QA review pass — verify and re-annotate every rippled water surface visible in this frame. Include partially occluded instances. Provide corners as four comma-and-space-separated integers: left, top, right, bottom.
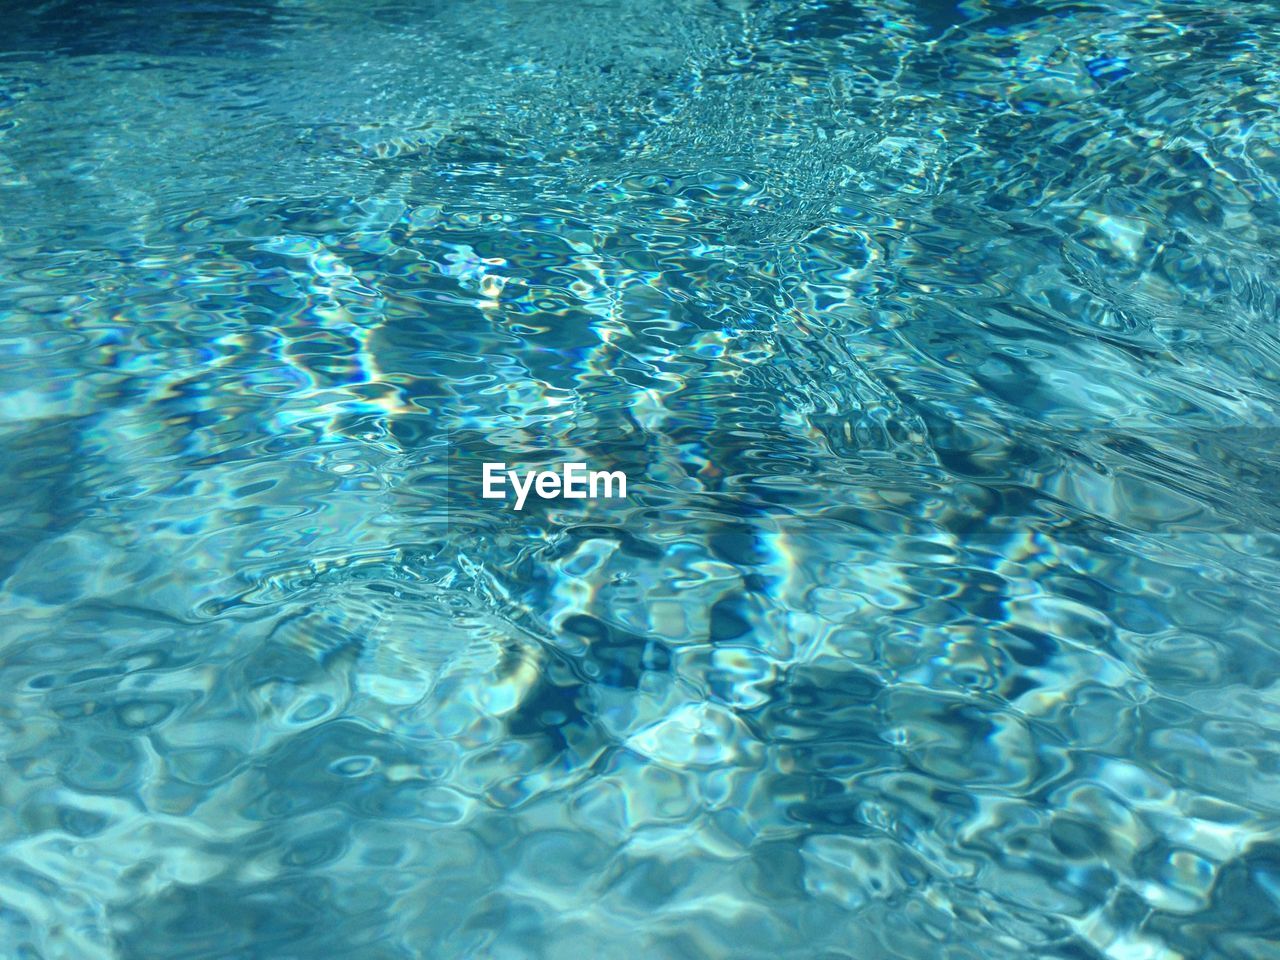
4, 1, 1280, 957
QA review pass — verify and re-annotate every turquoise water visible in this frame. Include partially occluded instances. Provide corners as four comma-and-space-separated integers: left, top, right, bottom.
3, 0, 1280, 957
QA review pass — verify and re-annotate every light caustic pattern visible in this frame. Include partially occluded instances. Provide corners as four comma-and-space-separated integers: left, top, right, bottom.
1, 1, 1280, 958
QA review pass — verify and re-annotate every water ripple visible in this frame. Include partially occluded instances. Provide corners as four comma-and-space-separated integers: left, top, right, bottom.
3, 1, 1280, 958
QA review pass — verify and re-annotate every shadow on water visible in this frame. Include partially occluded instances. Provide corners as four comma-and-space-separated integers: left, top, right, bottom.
0, 0, 287, 57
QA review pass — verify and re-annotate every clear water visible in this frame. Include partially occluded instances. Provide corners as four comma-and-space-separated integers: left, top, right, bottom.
3, 1, 1280, 957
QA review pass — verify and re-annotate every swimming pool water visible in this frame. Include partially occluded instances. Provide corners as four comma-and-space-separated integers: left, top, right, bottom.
2, 1, 1280, 957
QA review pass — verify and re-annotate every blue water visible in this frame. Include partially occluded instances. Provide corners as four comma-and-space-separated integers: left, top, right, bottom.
3, 1, 1280, 957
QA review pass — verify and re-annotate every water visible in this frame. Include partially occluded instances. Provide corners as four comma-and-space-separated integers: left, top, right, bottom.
3, 1, 1280, 957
